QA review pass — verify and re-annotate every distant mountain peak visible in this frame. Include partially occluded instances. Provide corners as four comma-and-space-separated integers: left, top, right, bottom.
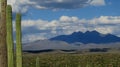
71, 31, 83, 35
84, 30, 100, 34
50, 30, 120, 44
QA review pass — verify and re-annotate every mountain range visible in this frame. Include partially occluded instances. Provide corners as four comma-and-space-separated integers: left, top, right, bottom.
50, 31, 120, 44
23, 31, 120, 52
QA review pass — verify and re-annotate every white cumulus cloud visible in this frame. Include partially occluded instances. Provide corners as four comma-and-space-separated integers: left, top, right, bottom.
8, 0, 106, 13
90, 0, 106, 6
18, 15, 120, 42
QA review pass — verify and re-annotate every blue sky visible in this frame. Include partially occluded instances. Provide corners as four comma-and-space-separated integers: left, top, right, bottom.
23, 0, 120, 21
8, 0, 120, 43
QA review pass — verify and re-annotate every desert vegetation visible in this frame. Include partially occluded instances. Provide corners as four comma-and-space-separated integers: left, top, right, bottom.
23, 53, 120, 67
0, 0, 22, 67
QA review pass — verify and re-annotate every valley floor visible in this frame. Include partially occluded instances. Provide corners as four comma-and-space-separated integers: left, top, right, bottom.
23, 52, 120, 67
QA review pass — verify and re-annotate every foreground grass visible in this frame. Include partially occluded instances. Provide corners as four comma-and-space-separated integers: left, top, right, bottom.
23, 53, 120, 67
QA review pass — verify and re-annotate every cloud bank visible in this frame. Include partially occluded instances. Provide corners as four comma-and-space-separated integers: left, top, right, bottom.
8, 0, 106, 13
14, 16, 120, 43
